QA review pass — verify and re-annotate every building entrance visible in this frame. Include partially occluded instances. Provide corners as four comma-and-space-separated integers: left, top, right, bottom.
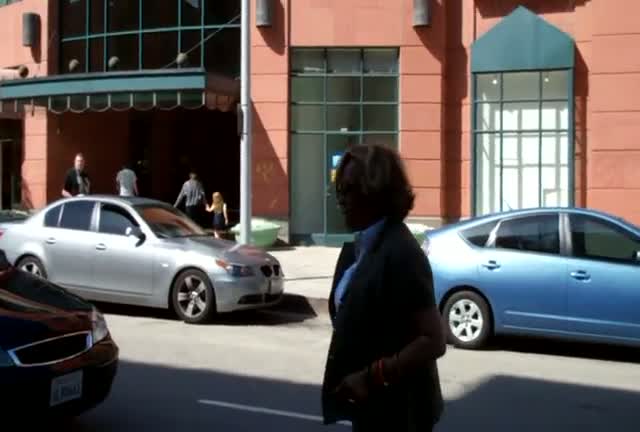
0, 120, 22, 210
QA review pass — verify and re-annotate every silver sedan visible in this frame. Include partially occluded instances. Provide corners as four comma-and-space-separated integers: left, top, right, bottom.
0, 196, 284, 324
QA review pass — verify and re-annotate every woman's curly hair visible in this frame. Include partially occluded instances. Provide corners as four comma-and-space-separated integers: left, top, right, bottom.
336, 143, 415, 222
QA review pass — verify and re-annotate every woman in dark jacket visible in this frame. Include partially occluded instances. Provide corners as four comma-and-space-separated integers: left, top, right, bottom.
322, 144, 447, 432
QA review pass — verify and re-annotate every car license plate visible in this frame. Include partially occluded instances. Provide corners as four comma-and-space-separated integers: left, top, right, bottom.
50, 371, 83, 407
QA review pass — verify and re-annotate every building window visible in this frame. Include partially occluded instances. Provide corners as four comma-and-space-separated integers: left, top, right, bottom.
59, 0, 240, 74
474, 70, 571, 215
289, 48, 399, 239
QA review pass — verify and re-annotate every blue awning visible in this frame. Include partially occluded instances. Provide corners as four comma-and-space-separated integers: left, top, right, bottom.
0, 68, 239, 114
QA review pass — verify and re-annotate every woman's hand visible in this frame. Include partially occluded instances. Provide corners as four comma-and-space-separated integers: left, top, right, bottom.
334, 369, 369, 404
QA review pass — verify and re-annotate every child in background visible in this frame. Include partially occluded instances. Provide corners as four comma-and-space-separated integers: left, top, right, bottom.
206, 192, 229, 239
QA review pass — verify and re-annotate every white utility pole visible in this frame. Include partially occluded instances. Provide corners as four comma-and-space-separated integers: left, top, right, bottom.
239, 0, 252, 245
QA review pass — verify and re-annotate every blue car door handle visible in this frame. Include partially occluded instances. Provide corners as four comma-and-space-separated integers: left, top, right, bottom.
570, 270, 591, 281
482, 260, 501, 270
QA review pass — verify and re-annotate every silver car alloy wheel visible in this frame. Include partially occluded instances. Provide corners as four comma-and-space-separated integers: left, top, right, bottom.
21, 262, 43, 278
448, 299, 484, 343
176, 275, 208, 319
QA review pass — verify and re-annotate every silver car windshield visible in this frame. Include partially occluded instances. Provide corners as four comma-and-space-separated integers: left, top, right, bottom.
134, 205, 208, 238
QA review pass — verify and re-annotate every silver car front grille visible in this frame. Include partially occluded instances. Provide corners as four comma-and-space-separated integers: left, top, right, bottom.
8, 331, 92, 367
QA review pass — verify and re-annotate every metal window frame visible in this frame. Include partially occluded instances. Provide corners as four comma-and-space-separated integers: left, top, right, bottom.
289, 47, 400, 241
59, 0, 241, 74
471, 69, 575, 216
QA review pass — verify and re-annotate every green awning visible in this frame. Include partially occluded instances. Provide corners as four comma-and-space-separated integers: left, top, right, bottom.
0, 68, 239, 114
471, 6, 575, 73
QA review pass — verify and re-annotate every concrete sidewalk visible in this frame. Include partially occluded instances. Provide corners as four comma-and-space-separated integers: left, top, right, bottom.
269, 247, 340, 302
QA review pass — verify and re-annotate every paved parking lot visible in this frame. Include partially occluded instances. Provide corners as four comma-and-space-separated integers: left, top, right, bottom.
55, 302, 640, 431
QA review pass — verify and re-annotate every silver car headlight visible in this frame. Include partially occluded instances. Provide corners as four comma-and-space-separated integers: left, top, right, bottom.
215, 259, 254, 277
0, 348, 14, 367
91, 307, 110, 344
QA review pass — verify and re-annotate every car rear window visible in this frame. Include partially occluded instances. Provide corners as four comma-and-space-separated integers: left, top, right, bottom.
460, 221, 497, 247
60, 201, 94, 231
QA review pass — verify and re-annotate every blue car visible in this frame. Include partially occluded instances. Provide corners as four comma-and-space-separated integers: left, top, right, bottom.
423, 208, 640, 350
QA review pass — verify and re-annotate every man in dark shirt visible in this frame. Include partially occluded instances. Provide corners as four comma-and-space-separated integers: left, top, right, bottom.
62, 153, 91, 197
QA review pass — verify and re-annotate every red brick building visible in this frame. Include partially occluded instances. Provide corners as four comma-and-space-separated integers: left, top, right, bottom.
1, 0, 639, 244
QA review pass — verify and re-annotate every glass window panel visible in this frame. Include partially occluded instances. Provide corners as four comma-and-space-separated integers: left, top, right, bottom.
181, 90, 204, 108
363, 49, 398, 74
541, 132, 569, 165
290, 134, 324, 234
107, 0, 139, 32
111, 93, 132, 110
542, 70, 569, 99
327, 77, 360, 102
291, 49, 324, 74
204, 28, 240, 75
494, 214, 560, 254
327, 49, 360, 74
541, 101, 569, 130
89, 94, 109, 110
291, 105, 324, 131
69, 95, 88, 112
503, 72, 540, 100
475, 103, 501, 131
502, 132, 540, 210
180, 31, 202, 67
363, 134, 397, 149
502, 102, 539, 130
133, 92, 154, 110
475, 133, 502, 215
143, 32, 178, 69
363, 105, 397, 131
363, 77, 397, 102
61, 40, 86, 73
89, 37, 105, 72
107, 35, 139, 70
560, 167, 569, 206
51, 97, 69, 113
541, 166, 560, 207
143, 0, 178, 28
62, 0, 87, 38
60, 201, 95, 231
204, 0, 240, 25
156, 91, 179, 109
327, 105, 361, 131
291, 77, 323, 103
475, 74, 500, 101
570, 215, 640, 263
182, 0, 202, 26
90, 0, 105, 34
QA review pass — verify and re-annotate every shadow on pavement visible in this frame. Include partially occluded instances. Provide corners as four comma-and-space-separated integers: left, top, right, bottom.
489, 335, 640, 365
94, 293, 322, 326
48, 360, 639, 431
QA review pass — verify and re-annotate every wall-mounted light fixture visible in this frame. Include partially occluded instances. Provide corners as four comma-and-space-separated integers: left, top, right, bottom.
108, 56, 120, 70
176, 52, 189, 67
256, 0, 273, 27
22, 12, 40, 47
68, 59, 80, 73
413, 0, 431, 27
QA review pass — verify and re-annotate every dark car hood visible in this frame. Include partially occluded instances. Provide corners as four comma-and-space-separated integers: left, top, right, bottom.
0, 268, 93, 350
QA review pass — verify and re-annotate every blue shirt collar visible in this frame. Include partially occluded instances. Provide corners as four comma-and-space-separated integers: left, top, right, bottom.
355, 218, 386, 259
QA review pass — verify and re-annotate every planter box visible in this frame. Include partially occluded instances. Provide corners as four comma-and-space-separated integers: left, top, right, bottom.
230, 218, 282, 248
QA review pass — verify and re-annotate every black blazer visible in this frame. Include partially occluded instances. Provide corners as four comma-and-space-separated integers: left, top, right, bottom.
322, 220, 443, 430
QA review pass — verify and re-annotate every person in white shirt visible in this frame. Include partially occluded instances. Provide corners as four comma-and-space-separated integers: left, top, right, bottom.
115, 163, 138, 197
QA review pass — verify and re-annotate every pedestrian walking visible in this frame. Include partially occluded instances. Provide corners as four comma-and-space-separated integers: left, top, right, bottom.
174, 170, 206, 222
322, 144, 446, 432
116, 163, 138, 197
62, 153, 91, 197
206, 192, 229, 238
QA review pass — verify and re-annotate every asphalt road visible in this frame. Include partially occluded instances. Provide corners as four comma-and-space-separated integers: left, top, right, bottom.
51, 302, 640, 431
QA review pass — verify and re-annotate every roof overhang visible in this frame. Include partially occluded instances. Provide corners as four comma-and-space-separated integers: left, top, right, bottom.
0, 68, 239, 114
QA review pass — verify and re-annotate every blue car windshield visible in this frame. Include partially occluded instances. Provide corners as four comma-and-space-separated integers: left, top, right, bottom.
134, 205, 207, 238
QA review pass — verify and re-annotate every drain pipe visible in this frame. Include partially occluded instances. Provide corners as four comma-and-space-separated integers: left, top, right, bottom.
0, 66, 29, 82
